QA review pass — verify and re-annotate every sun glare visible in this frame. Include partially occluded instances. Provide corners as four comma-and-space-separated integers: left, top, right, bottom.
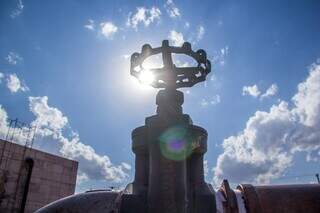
137, 55, 163, 87
139, 70, 154, 85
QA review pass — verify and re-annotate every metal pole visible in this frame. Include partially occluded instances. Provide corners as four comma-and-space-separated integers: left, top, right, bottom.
29, 125, 37, 149
10, 119, 18, 142
5, 119, 14, 141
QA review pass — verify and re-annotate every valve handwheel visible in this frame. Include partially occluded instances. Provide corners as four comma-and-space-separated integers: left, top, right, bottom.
130, 40, 211, 89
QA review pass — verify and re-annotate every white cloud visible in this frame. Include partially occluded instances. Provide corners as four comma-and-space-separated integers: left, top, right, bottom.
77, 173, 89, 184
6, 73, 29, 93
59, 134, 128, 182
210, 74, 216, 81
292, 65, 320, 128
214, 62, 320, 185
126, 7, 161, 30
121, 162, 132, 170
211, 46, 229, 66
0, 106, 9, 139
100, 22, 118, 39
10, 0, 24, 18
0, 73, 4, 83
164, 0, 181, 18
243, 83, 278, 99
84, 20, 117, 40
5, 52, 23, 65
201, 95, 221, 107
185, 22, 190, 28
174, 60, 190, 67
242, 84, 261, 97
220, 46, 229, 57
196, 25, 205, 41
168, 30, 184, 46
261, 84, 278, 99
0, 97, 129, 184
201, 99, 209, 107
122, 54, 130, 60
0, 107, 31, 145
27, 96, 129, 183
29, 96, 68, 134
84, 19, 95, 30
211, 95, 221, 105
204, 160, 209, 178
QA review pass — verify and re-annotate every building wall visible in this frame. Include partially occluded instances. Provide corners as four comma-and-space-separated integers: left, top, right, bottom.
0, 139, 78, 213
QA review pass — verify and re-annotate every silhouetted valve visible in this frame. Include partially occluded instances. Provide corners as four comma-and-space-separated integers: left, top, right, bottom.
130, 40, 211, 88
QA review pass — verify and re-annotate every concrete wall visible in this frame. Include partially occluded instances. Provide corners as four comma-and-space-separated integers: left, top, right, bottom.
0, 139, 78, 213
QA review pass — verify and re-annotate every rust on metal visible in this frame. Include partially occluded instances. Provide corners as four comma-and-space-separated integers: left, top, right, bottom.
237, 184, 262, 213
220, 179, 239, 213
237, 184, 320, 213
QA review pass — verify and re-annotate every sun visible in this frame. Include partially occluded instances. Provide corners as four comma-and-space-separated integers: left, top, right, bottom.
131, 55, 162, 89
139, 70, 155, 85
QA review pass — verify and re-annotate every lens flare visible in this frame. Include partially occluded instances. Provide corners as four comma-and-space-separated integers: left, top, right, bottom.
139, 70, 154, 85
159, 126, 193, 161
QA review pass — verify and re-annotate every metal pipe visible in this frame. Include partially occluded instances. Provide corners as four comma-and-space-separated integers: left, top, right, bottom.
237, 183, 320, 213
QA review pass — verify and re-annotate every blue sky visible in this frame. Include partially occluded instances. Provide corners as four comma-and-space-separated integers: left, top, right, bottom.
1, 0, 320, 192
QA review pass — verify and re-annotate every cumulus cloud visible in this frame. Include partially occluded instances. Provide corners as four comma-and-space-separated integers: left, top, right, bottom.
0, 106, 9, 139
26, 96, 130, 183
84, 19, 117, 40
77, 173, 89, 184
10, 0, 24, 18
100, 22, 118, 39
59, 134, 128, 182
243, 83, 278, 99
292, 66, 320, 128
0, 97, 131, 185
242, 84, 261, 97
164, 0, 181, 18
84, 19, 95, 30
29, 96, 68, 135
5, 52, 23, 65
214, 62, 320, 185
6, 74, 29, 93
261, 84, 278, 99
0, 107, 32, 145
168, 30, 184, 46
126, 7, 161, 30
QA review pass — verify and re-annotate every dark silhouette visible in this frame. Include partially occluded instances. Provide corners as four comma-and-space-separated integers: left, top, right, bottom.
130, 40, 211, 88
36, 40, 320, 213
125, 40, 215, 213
